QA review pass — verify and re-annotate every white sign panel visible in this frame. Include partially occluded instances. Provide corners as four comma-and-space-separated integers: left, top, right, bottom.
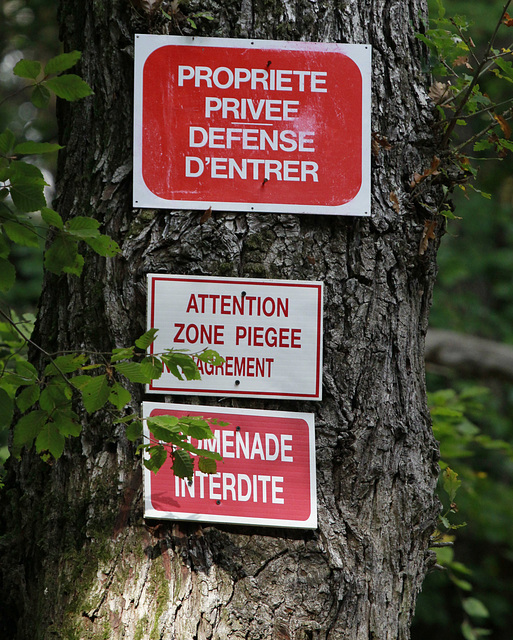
147, 274, 323, 400
143, 402, 317, 529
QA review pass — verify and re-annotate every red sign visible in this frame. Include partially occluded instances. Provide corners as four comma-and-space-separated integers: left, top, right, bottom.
134, 35, 371, 215
143, 402, 317, 528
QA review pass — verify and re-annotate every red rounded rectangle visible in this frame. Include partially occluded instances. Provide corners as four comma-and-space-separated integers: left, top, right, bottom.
143, 403, 317, 528
134, 36, 371, 215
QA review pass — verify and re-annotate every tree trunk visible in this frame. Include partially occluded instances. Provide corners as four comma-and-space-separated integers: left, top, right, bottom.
0, 1, 441, 638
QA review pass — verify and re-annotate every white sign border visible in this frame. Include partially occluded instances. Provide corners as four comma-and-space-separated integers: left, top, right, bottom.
147, 273, 324, 400
143, 401, 317, 529
134, 34, 371, 216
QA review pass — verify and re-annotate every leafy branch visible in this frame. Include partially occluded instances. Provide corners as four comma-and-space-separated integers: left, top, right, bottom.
0, 51, 225, 483
411, 0, 513, 222
427, 386, 513, 640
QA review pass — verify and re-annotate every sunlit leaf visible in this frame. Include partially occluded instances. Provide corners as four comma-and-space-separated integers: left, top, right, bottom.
14, 141, 63, 155
144, 443, 167, 473
126, 420, 143, 442
84, 234, 120, 257
135, 328, 158, 350
41, 207, 64, 230
44, 51, 82, 75
45, 74, 93, 101
13, 59, 41, 80
198, 456, 217, 474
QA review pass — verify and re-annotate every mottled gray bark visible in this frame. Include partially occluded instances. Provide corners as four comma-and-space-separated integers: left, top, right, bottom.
0, 1, 441, 638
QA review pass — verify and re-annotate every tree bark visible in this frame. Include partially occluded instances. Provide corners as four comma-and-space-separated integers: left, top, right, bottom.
0, 1, 441, 639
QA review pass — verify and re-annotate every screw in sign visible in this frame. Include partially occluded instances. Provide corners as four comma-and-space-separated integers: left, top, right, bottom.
134, 35, 371, 215
143, 402, 317, 529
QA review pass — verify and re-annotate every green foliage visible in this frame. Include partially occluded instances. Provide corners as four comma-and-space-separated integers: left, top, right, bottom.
415, 380, 513, 640
412, 0, 513, 218
160, 1, 214, 31
2, 323, 225, 475
0, 51, 226, 483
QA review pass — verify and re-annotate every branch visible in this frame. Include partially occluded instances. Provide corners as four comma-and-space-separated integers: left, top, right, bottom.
426, 329, 513, 383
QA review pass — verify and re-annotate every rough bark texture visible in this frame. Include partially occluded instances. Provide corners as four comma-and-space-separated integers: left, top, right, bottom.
0, 1, 441, 639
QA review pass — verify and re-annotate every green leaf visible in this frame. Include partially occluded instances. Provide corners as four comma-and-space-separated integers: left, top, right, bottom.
0, 258, 16, 292
41, 207, 64, 230
31, 84, 51, 109
13, 59, 41, 80
115, 361, 152, 384
135, 328, 159, 350
35, 421, 65, 458
140, 358, 163, 381
182, 418, 214, 441
0, 388, 14, 428
461, 621, 477, 640
14, 142, 63, 155
126, 420, 143, 442
45, 234, 83, 276
108, 382, 131, 411
147, 415, 179, 429
450, 575, 472, 591
163, 352, 200, 381
9, 160, 45, 183
473, 140, 492, 152
195, 448, 222, 461
84, 234, 120, 257
198, 456, 218, 474
0, 129, 16, 155
44, 353, 86, 376
110, 347, 135, 363
44, 51, 82, 75
172, 449, 194, 479
39, 383, 70, 412
0, 234, 10, 258
16, 384, 40, 413
13, 410, 49, 451
52, 409, 81, 437
147, 416, 180, 442
3, 220, 40, 248
443, 467, 461, 502
462, 598, 490, 620
65, 216, 100, 238
197, 349, 225, 366
144, 444, 167, 473
16, 360, 38, 381
9, 181, 46, 213
45, 75, 93, 101
494, 57, 513, 82
77, 374, 110, 413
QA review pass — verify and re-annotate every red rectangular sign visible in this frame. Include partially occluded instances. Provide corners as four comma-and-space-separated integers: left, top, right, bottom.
134, 35, 371, 215
143, 402, 317, 528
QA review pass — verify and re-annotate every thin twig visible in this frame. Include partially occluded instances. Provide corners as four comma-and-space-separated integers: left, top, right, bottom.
441, 0, 513, 147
